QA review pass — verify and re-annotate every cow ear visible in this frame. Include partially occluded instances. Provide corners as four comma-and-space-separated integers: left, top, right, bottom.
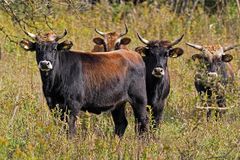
135, 46, 148, 56
120, 37, 131, 45
192, 54, 203, 61
93, 37, 104, 45
222, 54, 233, 62
57, 40, 73, 50
169, 47, 184, 58
19, 39, 35, 51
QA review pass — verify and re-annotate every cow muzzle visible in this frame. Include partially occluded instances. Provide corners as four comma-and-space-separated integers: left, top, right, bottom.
152, 67, 165, 78
208, 72, 218, 77
38, 60, 53, 71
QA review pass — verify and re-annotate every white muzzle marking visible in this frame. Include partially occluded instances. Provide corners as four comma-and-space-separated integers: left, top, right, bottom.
208, 72, 218, 77
38, 60, 53, 72
152, 67, 165, 78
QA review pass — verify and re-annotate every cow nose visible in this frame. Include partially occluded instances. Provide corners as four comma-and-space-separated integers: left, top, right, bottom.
152, 67, 165, 78
154, 67, 164, 74
208, 72, 218, 77
39, 60, 53, 71
40, 61, 48, 67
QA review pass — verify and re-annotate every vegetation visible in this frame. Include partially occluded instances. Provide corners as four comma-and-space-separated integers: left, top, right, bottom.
0, 1, 239, 159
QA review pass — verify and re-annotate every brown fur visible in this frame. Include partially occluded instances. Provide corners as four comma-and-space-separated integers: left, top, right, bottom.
37, 32, 58, 42
70, 49, 143, 91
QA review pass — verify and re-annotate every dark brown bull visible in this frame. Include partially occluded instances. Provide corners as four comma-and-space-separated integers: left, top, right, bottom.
186, 43, 239, 119
92, 24, 131, 52
20, 30, 149, 138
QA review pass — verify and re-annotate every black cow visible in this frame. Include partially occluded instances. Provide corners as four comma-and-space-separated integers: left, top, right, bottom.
135, 33, 184, 127
186, 43, 239, 119
20, 30, 148, 137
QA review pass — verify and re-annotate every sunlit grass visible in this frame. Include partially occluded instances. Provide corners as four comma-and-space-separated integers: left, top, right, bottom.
0, 3, 239, 159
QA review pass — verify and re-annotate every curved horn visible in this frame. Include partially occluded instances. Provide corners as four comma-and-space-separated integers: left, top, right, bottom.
55, 29, 67, 41
186, 42, 203, 51
137, 32, 149, 45
95, 28, 105, 37
24, 31, 37, 40
223, 44, 240, 52
169, 34, 184, 47
120, 23, 128, 37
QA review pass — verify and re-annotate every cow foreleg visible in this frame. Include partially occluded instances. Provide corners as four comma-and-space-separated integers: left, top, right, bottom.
46, 96, 54, 107
216, 95, 226, 119
68, 112, 77, 139
131, 99, 149, 135
111, 103, 128, 137
206, 91, 213, 121
151, 100, 165, 128
67, 100, 81, 139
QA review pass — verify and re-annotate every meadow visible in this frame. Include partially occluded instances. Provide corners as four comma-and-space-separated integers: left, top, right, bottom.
0, 1, 240, 159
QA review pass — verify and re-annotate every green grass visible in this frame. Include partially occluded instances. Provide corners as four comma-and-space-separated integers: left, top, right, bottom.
0, 2, 239, 159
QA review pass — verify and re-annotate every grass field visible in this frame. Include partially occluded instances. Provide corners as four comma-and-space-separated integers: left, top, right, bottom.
0, 2, 240, 159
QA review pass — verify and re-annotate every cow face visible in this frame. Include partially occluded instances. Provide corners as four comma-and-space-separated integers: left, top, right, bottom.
20, 30, 73, 72
186, 43, 238, 78
93, 24, 131, 51
136, 33, 184, 78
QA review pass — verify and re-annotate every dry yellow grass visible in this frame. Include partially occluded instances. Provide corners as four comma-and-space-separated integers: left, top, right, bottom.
0, 2, 239, 159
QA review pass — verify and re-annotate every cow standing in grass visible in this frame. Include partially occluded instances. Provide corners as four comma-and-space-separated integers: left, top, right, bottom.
20, 30, 148, 137
92, 24, 131, 52
135, 33, 184, 127
91, 24, 133, 132
186, 43, 239, 119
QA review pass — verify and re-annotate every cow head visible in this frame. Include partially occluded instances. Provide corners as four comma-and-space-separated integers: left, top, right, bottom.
186, 43, 239, 78
136, 33, 184, 78
92, 23, 131, 51
20, 29, 73, 72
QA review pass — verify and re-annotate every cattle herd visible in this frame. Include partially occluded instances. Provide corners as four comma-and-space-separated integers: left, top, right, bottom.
19, 24, 239, 138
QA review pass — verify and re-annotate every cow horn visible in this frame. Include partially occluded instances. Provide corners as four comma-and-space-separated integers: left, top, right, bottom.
223, 44, 240, 52
120, 23, 128, 37
24, 31, 38, 40
186, 42, 203, 51
55, 29, 67, 41
137, 32, 149, 45
169, 34, 184, 47
95, 28, 105, 37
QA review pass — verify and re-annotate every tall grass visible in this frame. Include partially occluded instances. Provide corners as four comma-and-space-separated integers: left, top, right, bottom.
0, 2, 239, 159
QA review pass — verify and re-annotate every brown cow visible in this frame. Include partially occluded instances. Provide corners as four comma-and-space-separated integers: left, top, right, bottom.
92, 24, 131, 52
186, 43, 239, 119
20, 30, 149, 138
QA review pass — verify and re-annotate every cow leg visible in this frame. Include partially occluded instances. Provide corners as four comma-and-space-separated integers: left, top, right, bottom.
111, 103, 128, 137
46, 97, 65, 121
151, 99, 165, 128
46, 96, 54, 108
216, 95, 226, 119
128, 78, 148, 134
206, 91, 213, 121
130, 97, 148, 134
206, 101, 212, 121
67, 100, 81, 138
68, 112, 77, 138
